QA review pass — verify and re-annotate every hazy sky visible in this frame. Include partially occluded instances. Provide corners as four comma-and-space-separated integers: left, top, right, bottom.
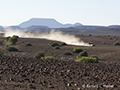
0, 0, 120, 26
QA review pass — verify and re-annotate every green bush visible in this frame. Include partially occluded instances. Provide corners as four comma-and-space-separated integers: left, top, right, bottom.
34, 51, 44, 58
79, 51, 88, 57
6, 47, 18, 51
49, 41, 54, 45
54, 46, 60, 49
60, 42, 67, 46
90, 55, 99, 60
113, 41, 120, 46
12, 35, 19, 38
63, 51, 72, 55
9, 35, 19, 45
50, 42, 59, 47
41, 56, 55, 60
0, 50, 4, 56
25, 43, 32, 46
76, 57, 99, 63
73, 48, 83, 53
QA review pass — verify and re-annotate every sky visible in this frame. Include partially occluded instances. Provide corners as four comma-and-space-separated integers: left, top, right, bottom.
0, 0, 120, 26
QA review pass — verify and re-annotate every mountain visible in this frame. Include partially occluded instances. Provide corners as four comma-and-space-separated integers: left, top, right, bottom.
19, 18, 83, 28
0, 26, 4, 31
108, 25, 120, 29
63, 23, 83, 28
25, 25, 50, 32
19, 18, 63, 28
5, 26, 23, 30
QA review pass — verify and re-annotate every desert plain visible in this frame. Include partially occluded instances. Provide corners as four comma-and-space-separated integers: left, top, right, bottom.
0, 33, 120, 90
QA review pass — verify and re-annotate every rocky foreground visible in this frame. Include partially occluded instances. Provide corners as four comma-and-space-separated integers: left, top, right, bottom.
0, 56, 120, 90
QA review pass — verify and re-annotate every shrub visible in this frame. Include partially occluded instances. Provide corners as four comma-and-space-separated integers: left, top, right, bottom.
102, 41, 106, 44
6, 47, 18, 51
12, 35, 19, 38
0, 50, 4, 56
73, 48, 83, 53
34, 51, 44, 58
50, 42, 59, 47
9, 35, 19, 45
90, 55, 99, 60
49, 41, 54, 45
89, 42, 93, 44
79, 51, 88, 57
109, 37, 112, 40
0, 40, 3, 45
25, 43, 32, 46
108, 35, 110, 37
113, 41, 120, 46
63, 51, 72, 55
54, 46, 60, 49
60, 42, 67, 46
41, 56, 55, 60
76, 57, 99, 63
88, 34, 92, 36
6, 36, 11, 41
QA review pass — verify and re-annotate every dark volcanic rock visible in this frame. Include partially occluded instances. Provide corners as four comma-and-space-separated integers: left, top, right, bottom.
0, 56, 119, 89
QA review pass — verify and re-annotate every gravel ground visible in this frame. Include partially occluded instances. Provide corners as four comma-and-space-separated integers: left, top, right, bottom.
0, 34, 120, 90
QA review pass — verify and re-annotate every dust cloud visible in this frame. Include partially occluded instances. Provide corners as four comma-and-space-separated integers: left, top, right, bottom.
4, 29, 91, 46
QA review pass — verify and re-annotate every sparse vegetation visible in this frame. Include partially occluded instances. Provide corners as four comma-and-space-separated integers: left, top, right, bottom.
76, 57, 99, 63
25, 43, 32, 46
34, 51, 44, 58
6, 47, 18, 51
88, 34, 92, 36
90, 55, 99, 60
109, 37, 112, 40
0, 50, 4, 56
60, 42, 67, 46
12, 35, 19, 38
89, 42, 93, 44
63, 51, 72, 55
102, 41, 106, 44
49, 41, 54, 45
50, 42, 59, 47
9, 35, 19, 45
113, 41, 120, 46
73, 47, 83, 53
54, 46, 60, 49
41, 56, 55, 60
79, 51, 88, 57
0, 39, 4, 45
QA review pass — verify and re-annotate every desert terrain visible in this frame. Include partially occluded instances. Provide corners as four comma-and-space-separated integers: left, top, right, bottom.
0, 33, 120, 90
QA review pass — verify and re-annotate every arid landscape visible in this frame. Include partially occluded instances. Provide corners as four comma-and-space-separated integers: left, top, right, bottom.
0, 32, 120, 90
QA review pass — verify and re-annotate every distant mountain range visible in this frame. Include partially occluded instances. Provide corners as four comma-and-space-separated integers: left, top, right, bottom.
0, 18, 120, 36
19, 18, 83, 28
